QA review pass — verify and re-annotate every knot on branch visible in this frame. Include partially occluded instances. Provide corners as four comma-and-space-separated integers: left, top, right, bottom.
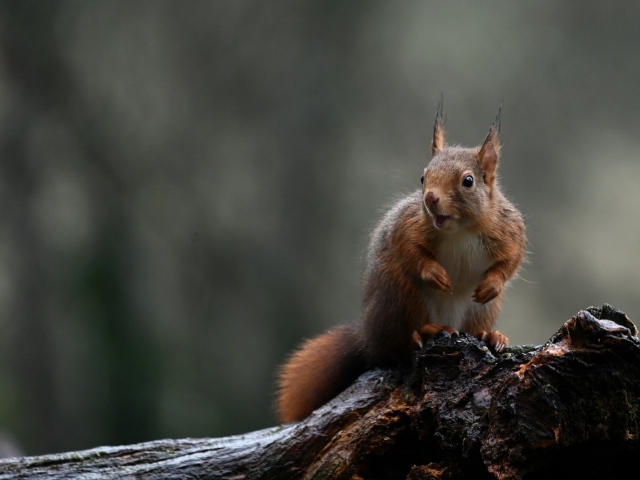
550, 303, 639, 352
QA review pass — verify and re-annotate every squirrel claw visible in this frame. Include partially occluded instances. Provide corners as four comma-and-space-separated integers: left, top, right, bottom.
440, 325, 458, 337
412, 330, 424, 349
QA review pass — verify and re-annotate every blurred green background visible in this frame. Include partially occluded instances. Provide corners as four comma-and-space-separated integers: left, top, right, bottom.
1, 1, 639, 456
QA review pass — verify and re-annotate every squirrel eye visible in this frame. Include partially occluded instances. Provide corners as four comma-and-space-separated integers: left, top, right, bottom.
420, 174, 424, 185
462, 175, 474, 188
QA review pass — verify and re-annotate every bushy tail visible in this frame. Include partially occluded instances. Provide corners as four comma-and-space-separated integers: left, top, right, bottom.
276, 324, 366, 423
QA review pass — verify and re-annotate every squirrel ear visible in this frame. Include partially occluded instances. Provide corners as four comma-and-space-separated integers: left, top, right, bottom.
478, 109, 501, 188
431, 98, 446, 157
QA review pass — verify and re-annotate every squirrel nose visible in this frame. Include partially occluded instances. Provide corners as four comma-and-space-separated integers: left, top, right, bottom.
425, 191, 439, 209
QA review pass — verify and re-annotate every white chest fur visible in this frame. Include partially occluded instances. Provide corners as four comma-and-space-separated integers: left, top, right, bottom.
427, 232, 491, 331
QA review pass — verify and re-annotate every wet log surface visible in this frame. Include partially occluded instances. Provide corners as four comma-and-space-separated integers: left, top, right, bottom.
1, 305, 639, 480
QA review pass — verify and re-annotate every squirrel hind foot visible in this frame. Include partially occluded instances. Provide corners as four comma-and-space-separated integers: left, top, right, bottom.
477, 330, 508, 352
413, 324, 459, 349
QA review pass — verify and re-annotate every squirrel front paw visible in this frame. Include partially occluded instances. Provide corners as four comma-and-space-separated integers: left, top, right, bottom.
420, 261, 453, 293
473, 274, 504, 304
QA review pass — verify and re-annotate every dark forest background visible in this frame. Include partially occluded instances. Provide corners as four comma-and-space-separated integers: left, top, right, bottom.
0, 1, 639, 456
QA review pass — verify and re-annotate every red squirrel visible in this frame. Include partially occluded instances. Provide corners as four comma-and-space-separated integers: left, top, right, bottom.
276, 106, 526, 423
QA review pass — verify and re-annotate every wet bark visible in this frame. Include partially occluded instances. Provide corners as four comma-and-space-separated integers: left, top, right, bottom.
1, 305, 639, 480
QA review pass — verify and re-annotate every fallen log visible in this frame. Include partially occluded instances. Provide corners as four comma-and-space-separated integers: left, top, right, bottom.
1, 305, 639, 480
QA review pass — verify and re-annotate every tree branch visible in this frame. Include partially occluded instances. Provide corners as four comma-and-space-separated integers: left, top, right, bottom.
1, 305, 639, 480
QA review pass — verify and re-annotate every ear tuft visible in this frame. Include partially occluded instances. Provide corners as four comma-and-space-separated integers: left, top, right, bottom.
478, 115, 501, 189
431, 96, 446, 157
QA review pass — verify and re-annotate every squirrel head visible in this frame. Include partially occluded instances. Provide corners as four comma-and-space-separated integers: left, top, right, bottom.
421, 109, 501, 232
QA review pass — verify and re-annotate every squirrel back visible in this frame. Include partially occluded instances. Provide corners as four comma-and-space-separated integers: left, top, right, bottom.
276, 107, 526, 422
